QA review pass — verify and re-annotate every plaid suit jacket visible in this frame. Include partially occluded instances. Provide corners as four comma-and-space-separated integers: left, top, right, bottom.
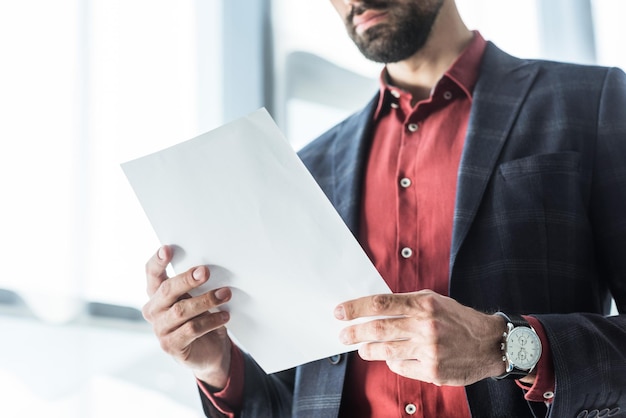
201, 42, 626, 418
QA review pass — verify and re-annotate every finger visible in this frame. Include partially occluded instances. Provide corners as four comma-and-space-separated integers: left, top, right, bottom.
339, 317, 413, 345
143, 265, 213, 323
156, 265, 211, 308
335, 291, 435, 321
358, 340, 418, 362
163, 287, 232, 332
159, 311, 230, 355
145, 283, 230, 332
145, 246, 173, 296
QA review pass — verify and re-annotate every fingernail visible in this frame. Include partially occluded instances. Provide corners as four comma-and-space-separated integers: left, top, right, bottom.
339, 330, 349, 344
192, 268, 203, 280
220, 311, 230, 322
215, 287, 230, 301
158, 247, 166, 260
334, 306, 345, 320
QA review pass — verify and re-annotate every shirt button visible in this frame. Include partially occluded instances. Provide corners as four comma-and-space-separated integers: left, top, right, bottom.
390, 102, 399, 109
399, 177, 412, 188
407, 123, 419, 132
443, 91, 453, 100
401, 247, 413, 258
405, 403, 417, 415
390, 90, 401, 98
328, 354, 342, 365
543, 391, 554, 400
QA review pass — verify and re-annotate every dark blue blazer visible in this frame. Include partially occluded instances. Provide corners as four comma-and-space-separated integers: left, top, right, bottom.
202, 42, 626, 418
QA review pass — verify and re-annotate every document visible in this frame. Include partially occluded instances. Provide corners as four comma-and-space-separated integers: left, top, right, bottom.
121, 108, 391, 374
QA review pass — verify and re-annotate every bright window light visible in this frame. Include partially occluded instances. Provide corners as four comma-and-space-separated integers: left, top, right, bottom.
0, 0, 223, 318
592, 0, 626, 69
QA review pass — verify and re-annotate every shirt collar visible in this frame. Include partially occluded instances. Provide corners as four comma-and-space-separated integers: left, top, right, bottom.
373, 31, 487, 120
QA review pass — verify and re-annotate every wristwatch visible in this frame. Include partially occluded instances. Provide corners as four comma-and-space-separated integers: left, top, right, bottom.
494, 312, 542, 380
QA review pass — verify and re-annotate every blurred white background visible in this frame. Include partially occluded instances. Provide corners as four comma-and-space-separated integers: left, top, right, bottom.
0, 0, 623, 416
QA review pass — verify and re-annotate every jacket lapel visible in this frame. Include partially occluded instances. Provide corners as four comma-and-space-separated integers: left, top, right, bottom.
450, 43, 540, 271
329, 96, 379, 235
322, 44, 540, 280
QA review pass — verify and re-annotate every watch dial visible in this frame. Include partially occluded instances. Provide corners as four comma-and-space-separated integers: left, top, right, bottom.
506, 327, 541, 370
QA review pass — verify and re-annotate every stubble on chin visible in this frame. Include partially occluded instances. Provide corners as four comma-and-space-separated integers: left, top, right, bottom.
343, 0, 443, 64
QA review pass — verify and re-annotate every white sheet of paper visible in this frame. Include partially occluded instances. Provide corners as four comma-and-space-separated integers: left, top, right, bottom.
121, 108, 391, 374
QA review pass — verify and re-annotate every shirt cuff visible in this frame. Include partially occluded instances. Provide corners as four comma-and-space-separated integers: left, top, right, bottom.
517, 316, 555, 404
197, 342, 245, 417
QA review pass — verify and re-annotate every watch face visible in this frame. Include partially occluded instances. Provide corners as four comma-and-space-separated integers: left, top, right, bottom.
506, 327, 542, 370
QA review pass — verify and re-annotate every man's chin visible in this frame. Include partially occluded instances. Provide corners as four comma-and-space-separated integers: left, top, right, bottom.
356, 42, 415, 64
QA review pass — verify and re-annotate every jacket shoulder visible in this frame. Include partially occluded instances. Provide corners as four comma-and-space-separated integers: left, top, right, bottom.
482, 41, 619, 84
297, 94, 378, 175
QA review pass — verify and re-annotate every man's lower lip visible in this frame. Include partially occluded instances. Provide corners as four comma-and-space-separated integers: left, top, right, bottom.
354, 11, 388, 34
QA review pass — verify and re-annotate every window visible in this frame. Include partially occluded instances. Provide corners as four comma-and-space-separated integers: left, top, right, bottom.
0, 0, 222, 321
0, 1, 221, 416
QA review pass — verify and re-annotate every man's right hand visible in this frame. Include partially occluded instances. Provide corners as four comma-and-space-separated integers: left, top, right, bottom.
142, 245, 233, 390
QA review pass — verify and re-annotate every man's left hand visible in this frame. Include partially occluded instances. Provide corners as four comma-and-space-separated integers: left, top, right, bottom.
334, 290, 505, 386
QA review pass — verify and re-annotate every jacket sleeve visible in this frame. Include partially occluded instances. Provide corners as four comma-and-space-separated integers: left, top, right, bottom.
538, 66, 626, 418
199, 350, 295, 418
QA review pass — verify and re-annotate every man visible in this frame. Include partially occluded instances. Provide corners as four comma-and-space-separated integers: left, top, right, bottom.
142, 0, 626, 416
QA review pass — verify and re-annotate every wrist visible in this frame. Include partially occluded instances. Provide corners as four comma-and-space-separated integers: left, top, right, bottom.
482, 313, 508, 379
194, 338, 233, 391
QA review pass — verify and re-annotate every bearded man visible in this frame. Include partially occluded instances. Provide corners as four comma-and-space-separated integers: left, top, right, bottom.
142, 1, 626, 416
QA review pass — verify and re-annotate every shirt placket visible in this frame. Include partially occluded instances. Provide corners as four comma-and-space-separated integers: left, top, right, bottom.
393, 89, 433, 417
396, 91, 421, 295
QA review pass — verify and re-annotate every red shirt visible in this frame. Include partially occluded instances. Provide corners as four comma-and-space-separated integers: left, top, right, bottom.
338, 32, 553, 417
337, 32, 483, 418
201, 31, 555, 417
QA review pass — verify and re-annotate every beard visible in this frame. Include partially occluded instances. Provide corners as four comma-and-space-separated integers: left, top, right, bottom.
346, 0, 444, 63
